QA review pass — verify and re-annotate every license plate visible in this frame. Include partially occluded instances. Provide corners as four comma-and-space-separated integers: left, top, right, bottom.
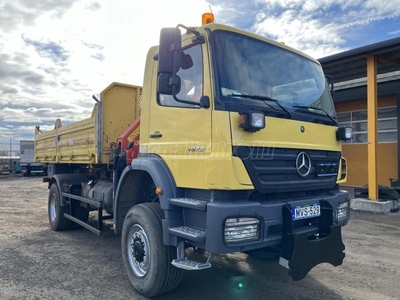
292, 204, 320, 220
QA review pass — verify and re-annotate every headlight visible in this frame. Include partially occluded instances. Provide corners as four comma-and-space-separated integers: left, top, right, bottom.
336, 201, 349, 222
336, 127, 353, 141
239, 111, 265, 132
224, 217, 260, 244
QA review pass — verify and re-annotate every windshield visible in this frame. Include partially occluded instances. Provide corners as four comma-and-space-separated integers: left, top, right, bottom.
212, 30, 337, 124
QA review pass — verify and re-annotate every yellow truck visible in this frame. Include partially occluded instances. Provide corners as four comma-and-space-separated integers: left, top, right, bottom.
36, 14, 352, 297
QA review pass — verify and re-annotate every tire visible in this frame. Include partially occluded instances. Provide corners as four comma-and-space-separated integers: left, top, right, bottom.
121, 203, 182, 297
360, 184, 400, 200
48, 184, 71, 231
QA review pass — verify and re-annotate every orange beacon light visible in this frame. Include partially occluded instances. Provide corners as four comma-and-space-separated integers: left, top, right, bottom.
202, 13, 215, 25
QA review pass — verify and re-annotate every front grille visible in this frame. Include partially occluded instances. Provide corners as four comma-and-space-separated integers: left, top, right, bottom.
233, 147, 340, 193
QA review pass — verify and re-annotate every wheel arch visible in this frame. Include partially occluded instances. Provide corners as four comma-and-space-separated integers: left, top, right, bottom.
114, 155, 177, 234
48, 173, 89, 206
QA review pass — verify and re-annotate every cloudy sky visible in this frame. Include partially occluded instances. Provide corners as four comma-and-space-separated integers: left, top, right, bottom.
1, 0, 400, 152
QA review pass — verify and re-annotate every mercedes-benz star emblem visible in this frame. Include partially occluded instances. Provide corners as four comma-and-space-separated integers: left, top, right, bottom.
296, 152, 312, 177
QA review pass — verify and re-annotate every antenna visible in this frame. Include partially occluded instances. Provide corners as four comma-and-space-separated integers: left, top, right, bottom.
209, 4, 216, 22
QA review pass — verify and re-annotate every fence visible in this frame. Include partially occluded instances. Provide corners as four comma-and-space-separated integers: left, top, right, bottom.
0, 139, 21, 172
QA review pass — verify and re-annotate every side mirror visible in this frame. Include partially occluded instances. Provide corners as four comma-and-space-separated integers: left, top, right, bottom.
157, 28, 182, 95
325, 75, 335, 99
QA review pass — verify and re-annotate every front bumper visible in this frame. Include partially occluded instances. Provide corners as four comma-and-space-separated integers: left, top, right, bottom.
205, 190, 349, 254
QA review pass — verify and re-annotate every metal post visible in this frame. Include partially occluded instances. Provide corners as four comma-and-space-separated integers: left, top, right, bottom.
366, 55, 378, 200
397, 92, 400, 181
9, 136, 12, 170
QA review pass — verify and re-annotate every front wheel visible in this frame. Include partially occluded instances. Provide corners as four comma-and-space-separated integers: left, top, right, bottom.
121, 203, 182, 297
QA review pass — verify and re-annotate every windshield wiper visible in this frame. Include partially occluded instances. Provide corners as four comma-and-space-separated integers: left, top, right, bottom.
229, 93, 292, 118
292, 105, 336, 125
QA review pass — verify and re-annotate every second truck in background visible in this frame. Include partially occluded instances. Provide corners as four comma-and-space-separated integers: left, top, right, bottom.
20, 140, 46, 176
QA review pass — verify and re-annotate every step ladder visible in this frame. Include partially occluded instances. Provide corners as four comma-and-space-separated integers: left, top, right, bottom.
168, 198, 212, 270
168, 197, 208, 243
169, 197, 208, 211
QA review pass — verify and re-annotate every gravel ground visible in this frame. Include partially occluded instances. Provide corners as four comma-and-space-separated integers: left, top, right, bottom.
0, 175, 399, 300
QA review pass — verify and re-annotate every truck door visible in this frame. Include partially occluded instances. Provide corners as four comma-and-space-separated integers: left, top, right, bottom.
148, 41, 212, 189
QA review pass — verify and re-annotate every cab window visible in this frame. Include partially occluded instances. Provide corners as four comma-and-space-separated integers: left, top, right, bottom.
158, 43, 203, 107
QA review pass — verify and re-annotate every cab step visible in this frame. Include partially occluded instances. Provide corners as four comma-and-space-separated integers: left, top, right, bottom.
172, 241, 213, 271
170, 198, 208, 211
169, 226, 206, 243
171, 258, 212, 270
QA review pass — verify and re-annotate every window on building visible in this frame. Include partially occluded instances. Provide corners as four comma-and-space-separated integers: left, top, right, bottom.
337, 106, 397, 144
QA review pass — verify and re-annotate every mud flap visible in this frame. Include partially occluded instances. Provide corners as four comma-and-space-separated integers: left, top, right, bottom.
284, 225, 345, 281
280, 202, 345, 281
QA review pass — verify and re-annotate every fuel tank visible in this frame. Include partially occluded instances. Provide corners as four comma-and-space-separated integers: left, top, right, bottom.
82, 181, 114, 213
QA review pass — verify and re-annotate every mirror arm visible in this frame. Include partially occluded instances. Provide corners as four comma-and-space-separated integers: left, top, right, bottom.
169, 76, 180, 87
171, 87, 209, 109
325, 75, 335, 99
177, 24, 205, 44
172, 93, 201, 107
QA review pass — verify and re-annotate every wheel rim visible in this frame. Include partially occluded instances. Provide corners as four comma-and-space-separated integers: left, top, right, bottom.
49, 194, 57, 222
127, 224, 150, 277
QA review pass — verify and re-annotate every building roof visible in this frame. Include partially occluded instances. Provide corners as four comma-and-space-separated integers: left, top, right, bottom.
319, 37, 400, 83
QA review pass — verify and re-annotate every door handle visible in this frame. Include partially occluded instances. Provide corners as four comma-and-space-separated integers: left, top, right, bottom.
149, 132, 162, 138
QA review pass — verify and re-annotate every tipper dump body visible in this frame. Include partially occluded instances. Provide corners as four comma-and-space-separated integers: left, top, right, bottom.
35, 82, 142, 165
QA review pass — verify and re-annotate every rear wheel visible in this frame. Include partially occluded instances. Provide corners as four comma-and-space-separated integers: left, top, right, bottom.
48, 184, 71, 231
121, 203, 182, 297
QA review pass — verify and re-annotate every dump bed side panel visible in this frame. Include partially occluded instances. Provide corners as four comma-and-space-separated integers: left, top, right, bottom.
35, 116, 97, 164
35, 82, 142, 165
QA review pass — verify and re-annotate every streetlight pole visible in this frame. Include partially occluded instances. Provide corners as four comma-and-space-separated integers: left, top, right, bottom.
9, 136, 12, 171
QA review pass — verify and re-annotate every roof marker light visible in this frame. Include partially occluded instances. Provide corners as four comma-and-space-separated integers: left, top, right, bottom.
202, 13, 215, 25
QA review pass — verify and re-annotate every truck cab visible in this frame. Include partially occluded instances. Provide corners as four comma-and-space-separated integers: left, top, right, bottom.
120, 22, 350, 296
